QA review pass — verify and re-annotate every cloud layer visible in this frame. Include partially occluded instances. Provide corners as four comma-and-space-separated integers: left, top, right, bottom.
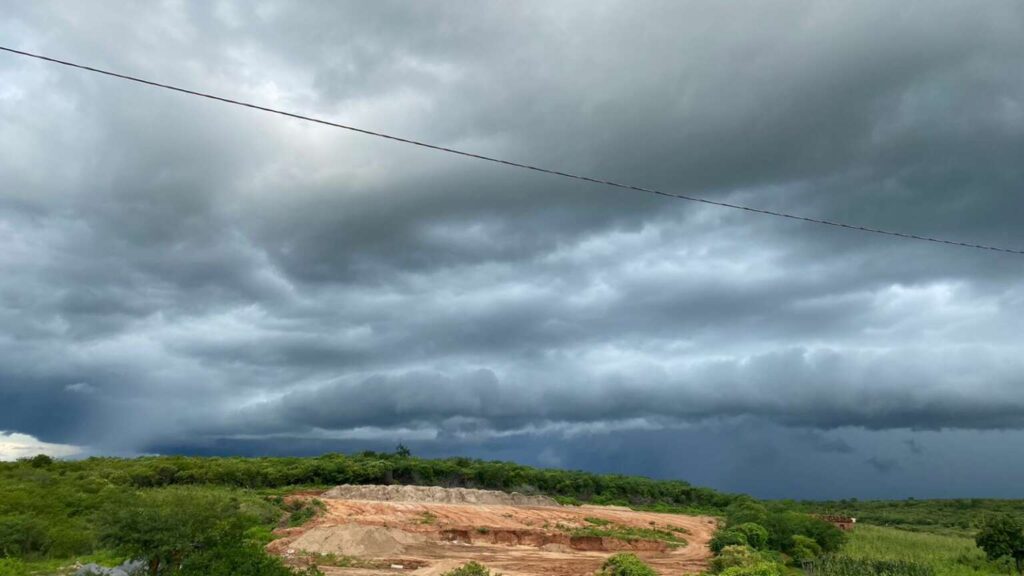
2, 1, 1024, 496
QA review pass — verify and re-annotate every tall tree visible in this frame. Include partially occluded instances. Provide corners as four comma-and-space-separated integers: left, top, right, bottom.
977, 515, 1024, 575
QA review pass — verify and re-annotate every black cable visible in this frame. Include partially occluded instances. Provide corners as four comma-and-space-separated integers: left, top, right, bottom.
2, 44, 1021, 255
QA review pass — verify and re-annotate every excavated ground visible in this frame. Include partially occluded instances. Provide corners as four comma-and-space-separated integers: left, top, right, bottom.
268, 487, 718, 576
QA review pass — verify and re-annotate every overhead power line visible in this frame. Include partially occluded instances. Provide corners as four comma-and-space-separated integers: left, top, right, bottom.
2, 45, 1021, 256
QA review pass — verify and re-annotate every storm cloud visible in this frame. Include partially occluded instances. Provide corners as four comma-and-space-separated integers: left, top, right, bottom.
2, 1, 1024, 497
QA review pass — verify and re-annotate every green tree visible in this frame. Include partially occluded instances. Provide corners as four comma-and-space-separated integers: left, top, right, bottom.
98, 487, 246, 575
27, 455, 53, 468
976, 515, 1024, 575
726, 500, 769, 526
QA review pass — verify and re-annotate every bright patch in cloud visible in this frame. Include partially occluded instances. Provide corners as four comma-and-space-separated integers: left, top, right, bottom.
0, 431, 82, 461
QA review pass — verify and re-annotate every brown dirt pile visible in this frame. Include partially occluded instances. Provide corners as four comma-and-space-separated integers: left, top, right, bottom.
321, 484, 559, 507
288, 524, 427, 556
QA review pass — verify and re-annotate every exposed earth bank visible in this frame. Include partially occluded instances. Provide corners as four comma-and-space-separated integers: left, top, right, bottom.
269, 486, 717, 576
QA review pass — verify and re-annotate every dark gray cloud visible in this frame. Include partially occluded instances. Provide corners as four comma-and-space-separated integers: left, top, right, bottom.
1, 1, 1024, 496
865, 456, 901, 474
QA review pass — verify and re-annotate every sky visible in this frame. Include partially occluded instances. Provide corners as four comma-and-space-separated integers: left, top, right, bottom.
1, 1, 1024, 500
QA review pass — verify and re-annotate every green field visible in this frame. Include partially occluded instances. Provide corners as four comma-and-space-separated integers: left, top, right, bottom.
798, 499, 1024, 537
837, 525, 1010, 576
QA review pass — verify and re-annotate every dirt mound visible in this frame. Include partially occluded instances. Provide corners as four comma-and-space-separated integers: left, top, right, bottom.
289, 524, 426, 557
321, 484, 559, 507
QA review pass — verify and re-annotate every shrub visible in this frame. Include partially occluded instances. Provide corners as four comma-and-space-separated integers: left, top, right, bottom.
442, 562, 495, 576
710, 545, 758, 573
710, 529, 748, 554
0, 558, 30, 576
763, 511, 844, 554
97, 487, 247, 575
733, 523, 768, 550
790, 534, 822, 563
179, 541, 322, 576
725, 500, 769, 526
596, 553, 657, 576
718, 561, 783, 576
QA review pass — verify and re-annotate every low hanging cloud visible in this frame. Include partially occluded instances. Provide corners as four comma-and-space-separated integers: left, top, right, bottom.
1, 1, 1024, 495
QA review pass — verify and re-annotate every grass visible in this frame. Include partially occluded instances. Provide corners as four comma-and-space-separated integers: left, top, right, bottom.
283, 498, 326, 528
301, 552, 379, 569
568, 524, 688, 548
839, 525, 1011, 576
0, 551, 126, 576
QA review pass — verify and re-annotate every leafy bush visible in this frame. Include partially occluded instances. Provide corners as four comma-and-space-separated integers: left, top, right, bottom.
718, 561, 783, 576
725, 500, 769, 526
441, 561, 495, 576
710, 545, 758, 573
285, 499, 325, 528
710, 529, 748, 553
790, 534, 822, 563
733, 523, 769, 550
763, 511, 844, 555
0, 558, 30, 576
596, 553, 657, 576
179, 541, 322, 576
97, 487, 247, 574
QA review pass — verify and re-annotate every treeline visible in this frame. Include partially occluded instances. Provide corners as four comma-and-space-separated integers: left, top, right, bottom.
0, 450, 737, 569
793, 498, 1024, 534
11, 451, 736, 509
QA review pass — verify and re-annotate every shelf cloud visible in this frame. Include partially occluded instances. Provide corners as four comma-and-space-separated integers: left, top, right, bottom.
1, 0, 1023, 497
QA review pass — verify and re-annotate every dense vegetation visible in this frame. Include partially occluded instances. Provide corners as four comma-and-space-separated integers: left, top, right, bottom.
5, 451, 1024, 575
0, 450, 739, 574
0, 456, 324, 575
798, 525, 1014, 576
702, 498, 845, 574
798, 499, 1024, 536
6, 451, 734, 509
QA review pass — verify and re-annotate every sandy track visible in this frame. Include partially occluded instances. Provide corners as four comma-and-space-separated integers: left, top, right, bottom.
270, 493, 718, 576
